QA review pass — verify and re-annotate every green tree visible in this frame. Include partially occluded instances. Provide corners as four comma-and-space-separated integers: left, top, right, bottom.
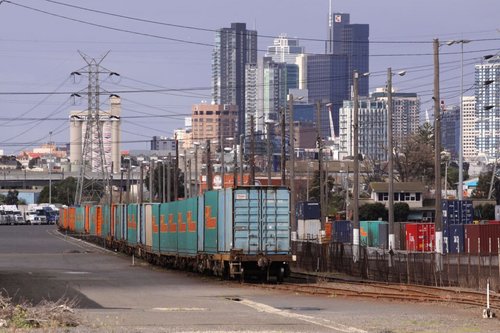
471, 170, 498, 199
359, 202, 388, 221
5, 190, 19, 205
394, 126, 435, 183
474, 203, 495, 220
38, 177, 78, 205
394, 202, 410, 222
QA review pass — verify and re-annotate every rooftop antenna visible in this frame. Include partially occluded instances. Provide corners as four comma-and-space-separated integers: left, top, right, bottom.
327, 0, 334, 54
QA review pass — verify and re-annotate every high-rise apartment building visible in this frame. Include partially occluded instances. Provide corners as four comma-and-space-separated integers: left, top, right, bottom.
69, 96, 121, 174
212, 23, 257, 137
462, 96, 477, 161
371, 89, 420, 150
475, 56, 500, 161
339, 90, 420, 161
262, 57, 288, 127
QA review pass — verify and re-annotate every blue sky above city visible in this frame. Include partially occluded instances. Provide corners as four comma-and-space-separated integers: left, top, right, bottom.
0, 0, 498, 154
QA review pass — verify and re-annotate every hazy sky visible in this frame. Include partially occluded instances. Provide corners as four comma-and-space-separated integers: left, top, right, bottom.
0, 0, 498, 154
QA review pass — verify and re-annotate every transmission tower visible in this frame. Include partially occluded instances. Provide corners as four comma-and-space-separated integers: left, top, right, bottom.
73, 51, 114, 205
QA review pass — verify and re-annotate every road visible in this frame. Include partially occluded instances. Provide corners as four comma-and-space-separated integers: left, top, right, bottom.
0, 225, 497, 332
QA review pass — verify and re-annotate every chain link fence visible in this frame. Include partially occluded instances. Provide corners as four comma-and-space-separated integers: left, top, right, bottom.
291, 241, 500, 291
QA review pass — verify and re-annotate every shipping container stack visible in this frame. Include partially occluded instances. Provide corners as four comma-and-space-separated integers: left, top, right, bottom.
295, 202, 321, 241
442, 199, 474, 253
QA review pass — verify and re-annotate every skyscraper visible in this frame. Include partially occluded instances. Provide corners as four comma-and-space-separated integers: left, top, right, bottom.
327, 11, 369, 96
266, 34, 305, 64
306, 53, 349, 138
475, 56, 500, 161
212, 23, 257, 136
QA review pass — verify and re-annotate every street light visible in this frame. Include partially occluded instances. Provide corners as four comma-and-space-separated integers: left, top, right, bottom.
446, 40, 470, 200
387, 68, 406, 254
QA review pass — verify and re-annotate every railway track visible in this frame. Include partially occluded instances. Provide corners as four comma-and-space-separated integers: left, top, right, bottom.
257, 272, 499, 310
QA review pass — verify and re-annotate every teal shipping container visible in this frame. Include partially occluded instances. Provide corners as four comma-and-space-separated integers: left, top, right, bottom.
159, 202, 178, 253
101, 205, 111, 238
203, 191, 219, 253
233, 187, 290, 255
218, 188, 234, 252
89, 206, 97, 235
177, 198, 198, 255
75, 206, 85, 233
360, 221, 389, 247
127, 204, 138, 245
143, 203, 159, 248
152, 203, 162, 252
112, 205, 122, 240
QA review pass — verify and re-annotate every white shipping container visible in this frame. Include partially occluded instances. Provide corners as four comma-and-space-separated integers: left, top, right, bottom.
297, 219, 321, 240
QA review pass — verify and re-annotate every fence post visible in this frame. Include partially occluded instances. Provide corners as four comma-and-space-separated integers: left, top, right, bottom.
467, 238, 471, 287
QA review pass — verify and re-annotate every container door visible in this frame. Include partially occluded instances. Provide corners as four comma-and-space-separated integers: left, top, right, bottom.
233, 187, 290, 255
127, 204, 138, 245
204, 191, 218, 253
145, 204, 153, 248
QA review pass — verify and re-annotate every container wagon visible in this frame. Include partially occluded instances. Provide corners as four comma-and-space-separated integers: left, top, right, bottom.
59, 186, 292, 282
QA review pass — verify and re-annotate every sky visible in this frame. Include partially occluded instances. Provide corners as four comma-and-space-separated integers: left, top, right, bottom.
0, 0, 499, 155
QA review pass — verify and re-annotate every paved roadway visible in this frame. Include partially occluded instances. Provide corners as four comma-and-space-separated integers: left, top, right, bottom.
0, 225, 497, 333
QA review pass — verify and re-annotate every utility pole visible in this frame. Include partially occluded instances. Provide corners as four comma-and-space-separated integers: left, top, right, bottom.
434, 38, 443, 270
250, 115, 256, 185
48, 131, 52, 205
73, 51, 113, 205
126, 162, 131, 204
149, 159, 154, 203
353, 71, 360, 262
233, 134, 238, 188
167, 153, 171, 202
174, 137, 179, 200
267, 121, 274, 186
139, 162, 144, 203
183, 149, 188, 197
387, 68, 395, 253
316, 101, 324, 228
280, 107, 286, 185
239, 134, 244, 186
194, 142, 199, 196
206, 139, 213, 191
289, 95, 296, 232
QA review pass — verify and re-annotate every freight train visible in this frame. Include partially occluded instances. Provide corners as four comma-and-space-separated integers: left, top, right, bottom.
59, 186, 293, 281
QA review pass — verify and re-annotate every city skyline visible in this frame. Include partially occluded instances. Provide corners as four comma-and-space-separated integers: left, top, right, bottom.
0, 0, 498, 154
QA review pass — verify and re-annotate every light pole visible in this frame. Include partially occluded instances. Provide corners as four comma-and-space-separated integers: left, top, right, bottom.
387, 68, 406, 253
446, 39, 470, 200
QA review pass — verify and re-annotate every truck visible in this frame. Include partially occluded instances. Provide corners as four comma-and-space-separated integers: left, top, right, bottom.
24, 209, 47, 225
0, 205, 25, 225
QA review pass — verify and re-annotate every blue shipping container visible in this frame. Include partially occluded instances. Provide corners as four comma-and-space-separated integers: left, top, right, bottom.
333, 220, 352, 243
447, 224, 465, 254
296, 201, 321, 220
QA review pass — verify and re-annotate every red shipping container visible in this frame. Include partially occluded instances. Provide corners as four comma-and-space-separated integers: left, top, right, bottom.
488, 220, 500, 225
465, 224, 500, 254
405, 223, 435, 252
